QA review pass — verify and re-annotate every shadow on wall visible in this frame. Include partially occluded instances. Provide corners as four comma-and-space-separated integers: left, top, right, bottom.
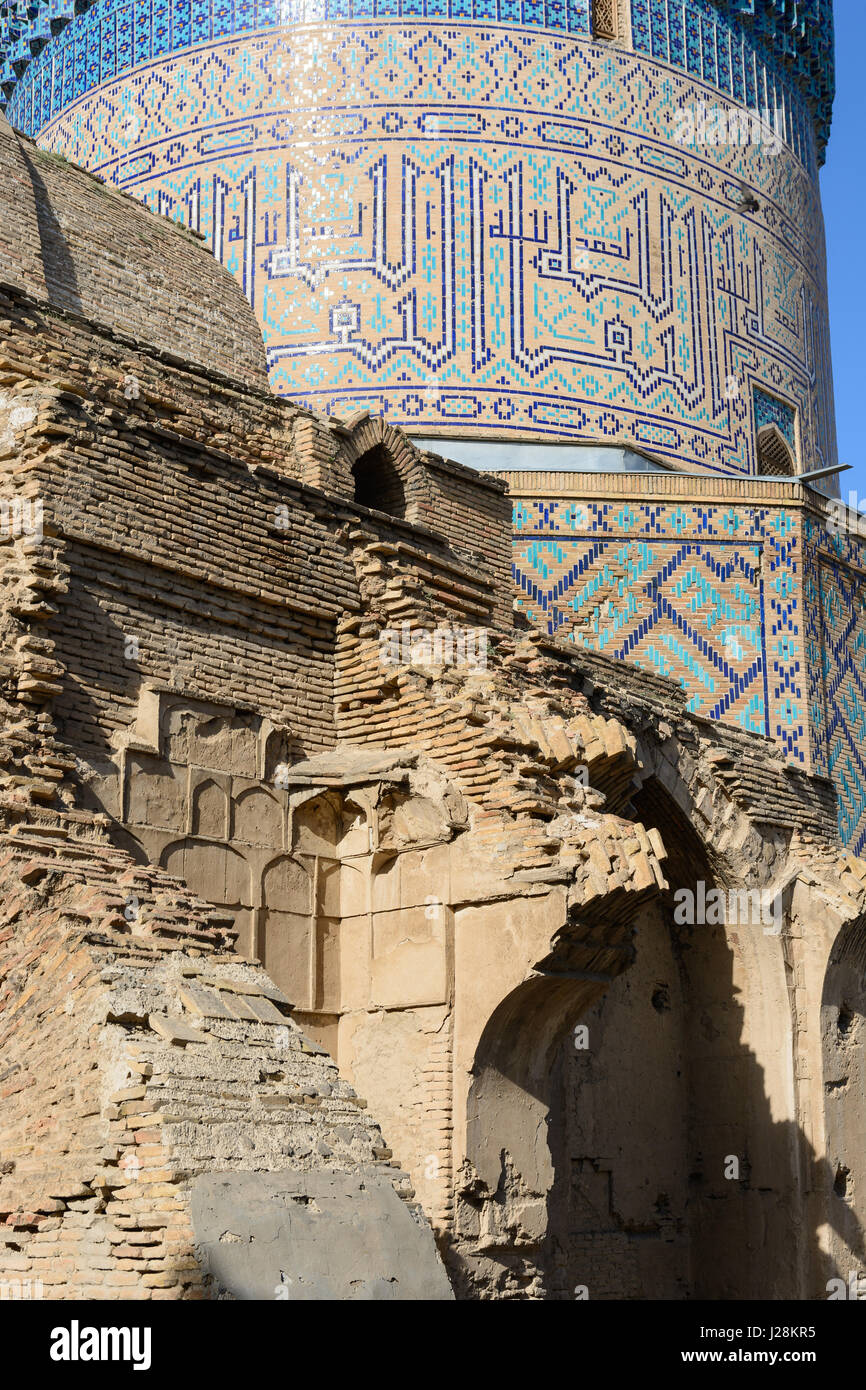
452, 778, 865, 1301
19, 144, 83, 316
820, 913, 866, 1290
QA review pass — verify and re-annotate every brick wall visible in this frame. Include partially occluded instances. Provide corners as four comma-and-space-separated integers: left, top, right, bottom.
0, 112, 268, 388
0, 819, 442, 1299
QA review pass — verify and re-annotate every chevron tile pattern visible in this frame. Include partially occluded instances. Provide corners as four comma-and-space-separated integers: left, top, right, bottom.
513, 497, 808, 758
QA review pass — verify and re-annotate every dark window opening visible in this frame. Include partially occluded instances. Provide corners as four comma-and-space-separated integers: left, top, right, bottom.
352, 445, 407, 519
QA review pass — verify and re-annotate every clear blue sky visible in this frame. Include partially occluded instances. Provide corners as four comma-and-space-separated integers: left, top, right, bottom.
821, 0, 866, 501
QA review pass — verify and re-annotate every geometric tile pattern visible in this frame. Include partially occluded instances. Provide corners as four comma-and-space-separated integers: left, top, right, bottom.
803, 514, 866, 854
510, 496, 866, 853
815, 564, 866, 851
2, 0, 835, 159
21, 16, 836, 476
513, 497, 807, 760
754, 384, 796, 449
631, 0, 820, 168
4, 0, 587, 123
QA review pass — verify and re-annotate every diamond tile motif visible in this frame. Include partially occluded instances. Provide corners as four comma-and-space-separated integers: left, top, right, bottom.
11, 13, 835, 483
513, 497, 804, 754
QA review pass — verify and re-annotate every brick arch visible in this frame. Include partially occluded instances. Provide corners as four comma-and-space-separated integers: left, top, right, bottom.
626, 723, 796, 894
449, 707, 812, 1299
337, 413, 435, 524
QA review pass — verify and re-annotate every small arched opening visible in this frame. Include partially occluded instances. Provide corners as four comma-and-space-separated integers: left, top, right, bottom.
757, 423, 796, 477
352, 444, 407, 519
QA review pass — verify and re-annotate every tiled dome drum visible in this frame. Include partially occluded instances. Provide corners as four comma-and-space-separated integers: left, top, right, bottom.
0, 0, 837, 479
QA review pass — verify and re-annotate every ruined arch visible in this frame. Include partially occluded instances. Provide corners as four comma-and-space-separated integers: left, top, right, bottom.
450, 797, 677, 1296
608, 748, 807, 1295
258, 852, 315, 1008
160, 837, 253, 953
190, 776, 228, 839
451, 734, 805, 1299
161, 837, 250, 907
232, 782, 283, 847
539, 776, 718, 1299
626, 721, 793, 898
458, 972, 606, 1297
466, 975, 605, 1192
819, 913, 866, 1289
292, 790, 342, 855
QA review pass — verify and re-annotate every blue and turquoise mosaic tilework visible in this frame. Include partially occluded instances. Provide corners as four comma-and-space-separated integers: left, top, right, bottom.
630, 0, 824, 167
512, 497, 807, 761
804, 513, 866, 853
27, 22, 835, 474
754, 386, 796, 449
4, 0, 829, 169
2, 1, 834, 155
5, 0, 594, 128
